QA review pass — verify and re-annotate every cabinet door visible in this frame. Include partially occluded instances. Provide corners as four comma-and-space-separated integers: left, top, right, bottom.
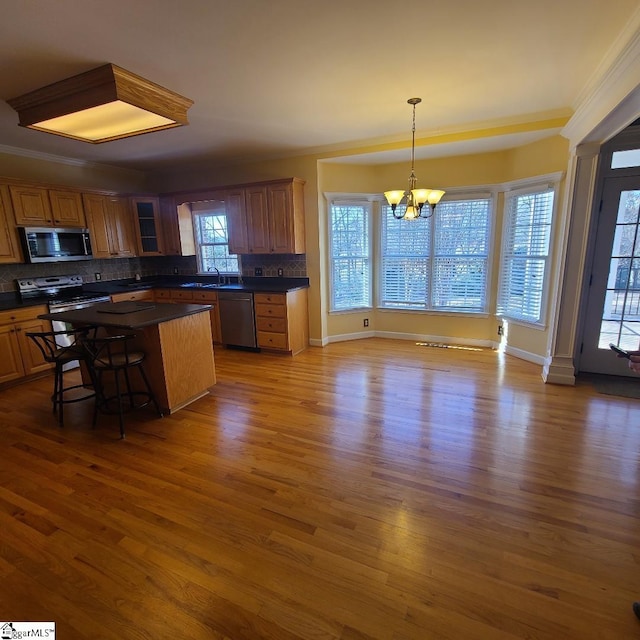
107, 197, 137, 258
226, 189, 249, 254
9, 185, 53, 225
268, 182, 295, 253
245, 186, 270, 253
82, 193, 112, 258
0, 323, 26, 383
17, 318, 52, 375
49, 190, 86, 227
132, 197, 163, 255
160, 196, 195, 256
0, 185, 22, 263
159, 195, 180, 256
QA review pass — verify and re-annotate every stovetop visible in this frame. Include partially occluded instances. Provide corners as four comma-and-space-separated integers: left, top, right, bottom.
16, 274, 109, 306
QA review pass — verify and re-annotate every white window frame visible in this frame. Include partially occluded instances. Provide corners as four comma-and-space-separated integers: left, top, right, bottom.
497, 178, 560, 326
328, 198, 373, 312
379, 192, 494, 313
192, 202, 240, 276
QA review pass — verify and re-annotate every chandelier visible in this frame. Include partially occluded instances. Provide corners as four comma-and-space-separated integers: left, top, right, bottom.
384, 98, 445, 220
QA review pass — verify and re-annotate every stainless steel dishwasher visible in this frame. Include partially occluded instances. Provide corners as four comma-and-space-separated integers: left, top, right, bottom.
217, 290, 257, 348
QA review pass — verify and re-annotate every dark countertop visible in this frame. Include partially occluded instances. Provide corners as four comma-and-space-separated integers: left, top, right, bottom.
84, 275, 309, 295
38, 301, 211, 330
0, 276, 309, 312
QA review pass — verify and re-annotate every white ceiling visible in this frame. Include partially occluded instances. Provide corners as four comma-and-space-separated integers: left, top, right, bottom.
0, 0, 638, 173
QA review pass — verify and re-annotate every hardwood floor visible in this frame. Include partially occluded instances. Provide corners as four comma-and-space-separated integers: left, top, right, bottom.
1, 338, 639, 639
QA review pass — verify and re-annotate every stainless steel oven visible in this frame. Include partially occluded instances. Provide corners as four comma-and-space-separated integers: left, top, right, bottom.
17, 275, 110, 370
48, 298, 109, 370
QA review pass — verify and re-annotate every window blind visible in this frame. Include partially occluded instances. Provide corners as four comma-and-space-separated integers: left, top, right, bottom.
380, 198, 491, 311
497, 188, 555, 323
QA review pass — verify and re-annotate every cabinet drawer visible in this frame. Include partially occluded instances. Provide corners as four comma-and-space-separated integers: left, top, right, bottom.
192, 291, 218, 303
256, 316, 286, 333
171, 290, 194, 301
0, 305, 48, 325
257, 331, 288, 350
111, 290, 154, 302
154, 289, 172, 300
255, 302, 286, 319
254, 292, 285, 306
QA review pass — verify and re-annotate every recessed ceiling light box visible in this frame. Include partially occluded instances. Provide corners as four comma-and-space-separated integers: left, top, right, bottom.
7, 63, 194, 143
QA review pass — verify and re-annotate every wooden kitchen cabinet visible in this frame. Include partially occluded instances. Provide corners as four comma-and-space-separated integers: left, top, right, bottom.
111, 289, 155, 303
0, 185, 22, 263
268, 179, 305, 254
83, 194, 137, 259
242, 178, 306, 254
225, 188, 249, 254
153, 288, 220, 343
9, 185, 53, 226
254, 288, 308, 354
191, 290, 222, 344
0, 305, 52, 385
131, 196, 163, 256
159, 195, 196, 257
48, 190, 87, 227
9, 185, 86, 227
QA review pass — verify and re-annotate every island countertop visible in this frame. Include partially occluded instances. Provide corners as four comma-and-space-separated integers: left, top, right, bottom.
38, 301, 217, 414
38, 301, 211, 329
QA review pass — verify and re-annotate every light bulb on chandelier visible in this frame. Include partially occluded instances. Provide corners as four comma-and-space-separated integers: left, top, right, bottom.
384, 98, 445, 220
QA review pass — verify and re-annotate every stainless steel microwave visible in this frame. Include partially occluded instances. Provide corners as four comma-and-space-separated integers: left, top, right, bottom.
19, 227, 93, 263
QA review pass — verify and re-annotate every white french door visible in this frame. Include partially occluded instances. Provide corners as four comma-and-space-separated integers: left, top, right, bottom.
579, 175, 640, 375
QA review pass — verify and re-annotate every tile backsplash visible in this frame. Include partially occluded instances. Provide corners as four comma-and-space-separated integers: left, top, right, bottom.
0, 253, 308, 292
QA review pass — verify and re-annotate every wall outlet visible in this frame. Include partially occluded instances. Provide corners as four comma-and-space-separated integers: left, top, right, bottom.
277, 268, 284, 277
255, 267, 263, 276
363, 318, 369, 327
173, 267, 179, 275
497, 325, 503, 336
94, 272, 101, 281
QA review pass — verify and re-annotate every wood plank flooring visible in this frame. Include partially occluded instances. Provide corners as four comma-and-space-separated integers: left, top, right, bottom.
1, 338, 639, 639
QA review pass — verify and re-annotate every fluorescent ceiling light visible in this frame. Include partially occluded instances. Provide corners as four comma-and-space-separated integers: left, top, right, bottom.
7, 63, 193, 143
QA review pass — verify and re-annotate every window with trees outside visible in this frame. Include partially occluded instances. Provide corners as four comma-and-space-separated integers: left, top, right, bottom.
329, 201, 372, 311
380, 198, 492, 312
193, 205, 239, 275
497, 186, 556, 324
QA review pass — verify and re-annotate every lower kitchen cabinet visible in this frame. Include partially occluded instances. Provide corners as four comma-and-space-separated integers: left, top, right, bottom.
0, 305, 52, 385
154, 289, 221, 344
111, 289, 155, 303
254, 289, 308, 355
191, 291, 222, 344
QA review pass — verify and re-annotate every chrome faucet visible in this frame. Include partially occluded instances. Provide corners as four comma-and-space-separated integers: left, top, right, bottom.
207, 266, 224, 285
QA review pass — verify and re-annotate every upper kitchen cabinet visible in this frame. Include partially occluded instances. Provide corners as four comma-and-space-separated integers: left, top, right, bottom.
9, 185, 86, 227
0, 185, 22, 263
131, 196, 164, 256
159, 195, 195, 257
49, 190, 86, 227
83, 193, 137, 259
225, 188, 249, 255
244, 178, 305, 254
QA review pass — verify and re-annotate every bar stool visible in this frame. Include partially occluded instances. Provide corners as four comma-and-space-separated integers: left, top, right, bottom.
83, 334, 163, 438
26, 327, 97, 427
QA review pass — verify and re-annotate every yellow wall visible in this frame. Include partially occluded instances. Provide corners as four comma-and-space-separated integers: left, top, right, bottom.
319, 135, 570, 358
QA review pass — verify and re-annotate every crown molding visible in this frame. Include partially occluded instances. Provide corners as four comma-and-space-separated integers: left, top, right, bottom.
562, 13, 640, 147
0, 143, 147, 179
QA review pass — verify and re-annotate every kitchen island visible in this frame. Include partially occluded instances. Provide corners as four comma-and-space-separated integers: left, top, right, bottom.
39, 301, 216, 414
